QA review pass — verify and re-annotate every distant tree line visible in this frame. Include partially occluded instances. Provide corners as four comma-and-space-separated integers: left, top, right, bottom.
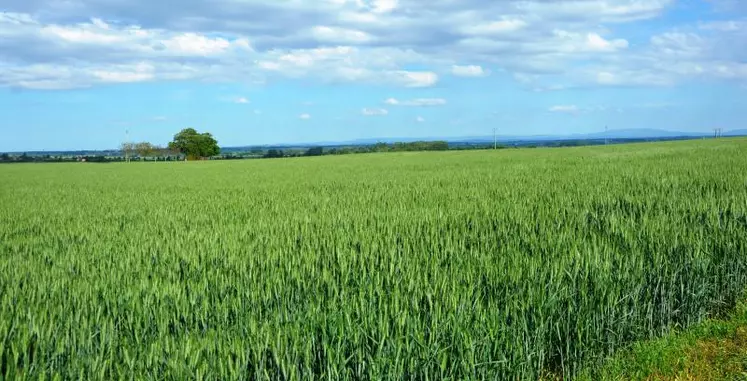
120, 142, 183, 162
0, 140, 457, 163
0, 153, 187, 164
254, 141, 450, 159
390, 141, 449, 151
6, 133, 687, 164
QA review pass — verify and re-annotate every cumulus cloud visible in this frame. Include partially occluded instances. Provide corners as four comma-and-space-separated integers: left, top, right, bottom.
461, 19, 528, 35
310, 25, 373, 43
299, 113, 311, 119
451, 65, 489, 77
416, 116, 425, 123
547, 30, 629, 53
384, 98, 446, 106
361, 108, 389, 116
34, 18, 253, 57
549, 105, 579, 113
515, 0, 674, 22
93, 63, 155, 83
0, 0, 744, 90
585, 33, 629, 51
371, 0, 399, 14
234, 97, 250, 104
253, 46, 438, 87
390, 71, 439, 87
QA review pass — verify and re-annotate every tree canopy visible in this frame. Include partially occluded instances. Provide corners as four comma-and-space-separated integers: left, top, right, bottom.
168, 128, 220, 160
305, 146, 324, 157
134, 142, 158, 158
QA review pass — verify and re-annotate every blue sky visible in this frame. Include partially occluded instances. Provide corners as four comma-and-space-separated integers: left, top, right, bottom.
1, 0, 746, 151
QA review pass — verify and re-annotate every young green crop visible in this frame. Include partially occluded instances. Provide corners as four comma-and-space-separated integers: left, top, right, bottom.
1, 138, 746, 380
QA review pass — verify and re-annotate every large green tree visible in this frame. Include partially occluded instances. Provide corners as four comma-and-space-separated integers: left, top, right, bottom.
168, 128, 220, 160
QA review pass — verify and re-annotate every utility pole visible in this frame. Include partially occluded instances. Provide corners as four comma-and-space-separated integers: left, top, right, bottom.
605, 125, 608, 145
125, 129, 130, 162
493, 128, 497, 150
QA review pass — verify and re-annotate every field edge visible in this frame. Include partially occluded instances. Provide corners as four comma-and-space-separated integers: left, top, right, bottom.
576, 298, 747, 380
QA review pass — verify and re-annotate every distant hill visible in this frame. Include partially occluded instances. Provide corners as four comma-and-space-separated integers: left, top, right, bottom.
250, 129, 707, 148
724, 129, 747, 137
296, 129, 719, 146
221, 129, 745, 151
459, 129, 719, 142
579, 129, 710, 139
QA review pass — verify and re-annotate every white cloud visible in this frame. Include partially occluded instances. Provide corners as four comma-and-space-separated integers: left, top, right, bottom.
585, 33, 629, 51
37, 19, 252, 57
160, 33, 236, 56
41, 24, 125, 44
416, 116, 425, 123
0, 12, 36, 25
93, 70, 152, 83
384, 98, 446, 106
549, 105, 579, 113
650, 32, 705, 59
0, 1, 744, 90
92, 62, 155, 83
0, 65, 81, 90
461, 19, 528, 35
389, 71, 439, 87
310, 25, 373, 43
235, 97, 250, 104
299, 113, 311, 119
516, 0, 674, 23
451, 65, 489, 77
596, 71, 618, 85
257, 61, 282, 70
338, 11, 380, 24
550, 30, 629, 53
586, 67, 675, 86
252, 47, 438, 87
362, 107, 388, 116
371, 0, 398, 14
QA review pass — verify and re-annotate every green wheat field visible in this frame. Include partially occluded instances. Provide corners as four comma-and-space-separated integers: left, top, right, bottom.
1, 138, 746, 380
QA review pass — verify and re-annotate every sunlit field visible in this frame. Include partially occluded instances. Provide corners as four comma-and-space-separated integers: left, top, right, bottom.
1, 138, 746, 379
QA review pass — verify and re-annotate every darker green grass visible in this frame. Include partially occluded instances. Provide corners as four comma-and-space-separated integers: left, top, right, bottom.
580, 301, 747, 380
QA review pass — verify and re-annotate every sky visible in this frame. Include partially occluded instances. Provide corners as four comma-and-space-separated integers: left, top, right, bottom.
0, 0, 746, 151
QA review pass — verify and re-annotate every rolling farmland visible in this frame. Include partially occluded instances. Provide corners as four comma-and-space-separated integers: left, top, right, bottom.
1, 138, 746, 379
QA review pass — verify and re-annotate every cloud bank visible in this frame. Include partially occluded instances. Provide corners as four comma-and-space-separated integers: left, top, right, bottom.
0, 0, 745, 90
